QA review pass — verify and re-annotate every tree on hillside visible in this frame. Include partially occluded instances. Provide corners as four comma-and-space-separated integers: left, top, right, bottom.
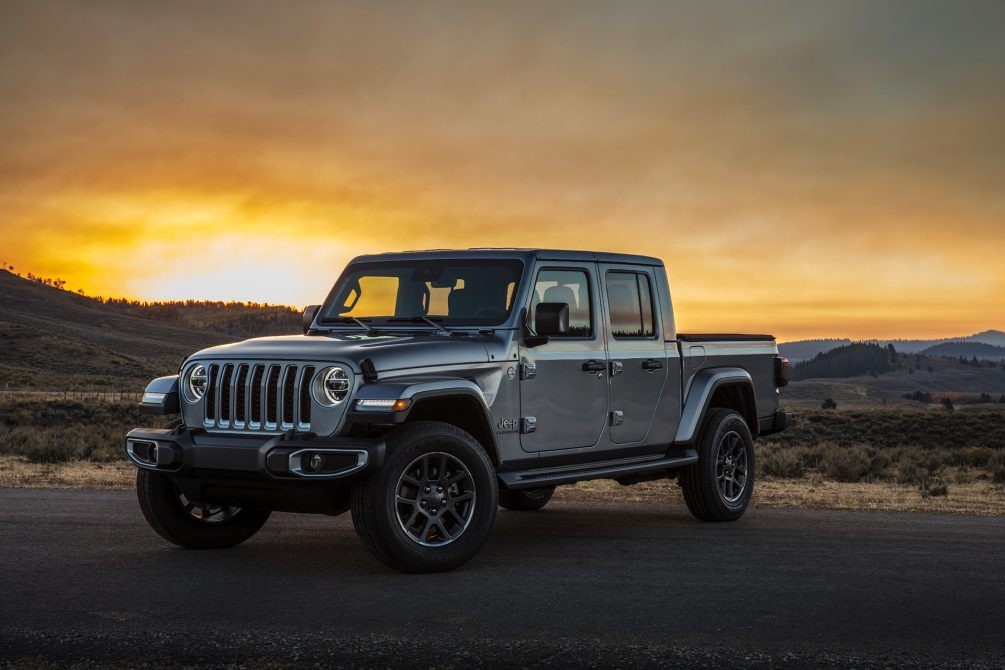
792, 343, 893, 380
821, 398, 837, 410
942, 397, 955, 412
903, 391, 932, 403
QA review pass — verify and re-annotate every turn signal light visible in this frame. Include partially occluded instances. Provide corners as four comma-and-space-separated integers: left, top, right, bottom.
355, 398, 412, 412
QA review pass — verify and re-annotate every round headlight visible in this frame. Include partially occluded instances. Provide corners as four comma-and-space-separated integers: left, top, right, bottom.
314, 366, 351, 405
187, 364, 207, 402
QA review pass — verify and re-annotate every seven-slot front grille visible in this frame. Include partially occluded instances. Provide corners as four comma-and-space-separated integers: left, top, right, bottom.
202, 362, 317, 432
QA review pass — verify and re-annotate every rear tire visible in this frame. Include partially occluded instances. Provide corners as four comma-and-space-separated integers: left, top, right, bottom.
679, 408, 754, 522
499, 486, 555, 511
136, 470, 271, 548
351, 421, 498, 573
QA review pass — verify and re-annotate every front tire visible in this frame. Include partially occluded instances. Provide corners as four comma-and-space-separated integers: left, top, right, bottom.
679, 408, 755, 522
499, 486, 555, 511
351, 421, 498, 573
136, 470, 271, 548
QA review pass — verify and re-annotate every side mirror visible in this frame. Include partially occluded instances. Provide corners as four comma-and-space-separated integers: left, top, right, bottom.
303, 305, 321, 335
535, 302, 569, 337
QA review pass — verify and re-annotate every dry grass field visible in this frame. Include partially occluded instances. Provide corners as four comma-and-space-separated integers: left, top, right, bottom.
3, 456, 1002, 516
558, 476, 1005, 516
1, 398, 1003, 516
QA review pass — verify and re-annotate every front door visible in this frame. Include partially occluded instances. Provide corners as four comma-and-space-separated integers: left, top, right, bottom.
600, 265, 668, 444
519, 264, 609, 452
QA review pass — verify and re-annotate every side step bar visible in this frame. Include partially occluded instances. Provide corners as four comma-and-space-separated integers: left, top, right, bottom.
498, 448, 698, 490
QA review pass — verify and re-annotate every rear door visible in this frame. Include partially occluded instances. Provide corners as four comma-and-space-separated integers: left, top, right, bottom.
519, 263, 609, 452
600, 265, 668, 444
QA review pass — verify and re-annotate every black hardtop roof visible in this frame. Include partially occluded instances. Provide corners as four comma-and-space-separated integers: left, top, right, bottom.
351, 248, 664, 266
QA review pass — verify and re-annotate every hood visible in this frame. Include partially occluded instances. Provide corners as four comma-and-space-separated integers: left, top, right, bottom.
188, 332, 500, 374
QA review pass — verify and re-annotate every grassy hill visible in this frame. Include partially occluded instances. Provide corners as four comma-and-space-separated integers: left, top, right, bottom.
783, 351, 1005, 408
920, 341, 1005, 360
791, 343, 893, 380
0, 271, 298, 391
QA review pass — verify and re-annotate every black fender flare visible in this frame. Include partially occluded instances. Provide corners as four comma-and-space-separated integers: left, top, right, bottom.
674, 367, 756, 444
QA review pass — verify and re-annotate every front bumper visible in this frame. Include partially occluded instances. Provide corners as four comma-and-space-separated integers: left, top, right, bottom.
125, 426, 386, 481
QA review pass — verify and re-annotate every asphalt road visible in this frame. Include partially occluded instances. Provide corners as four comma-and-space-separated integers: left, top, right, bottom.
2, 489, 1003, 668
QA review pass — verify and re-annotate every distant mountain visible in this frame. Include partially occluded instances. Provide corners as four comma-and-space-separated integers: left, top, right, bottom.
920, 341, 1005, 360
965, 330, 1005, 348
781, 330, 1005, 360
0, 271, 298, 390
778, 339, 851, 363
875, 330, 1005, 354
791, 343, 894, 380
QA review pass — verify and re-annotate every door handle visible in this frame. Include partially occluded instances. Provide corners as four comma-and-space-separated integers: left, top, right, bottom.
582, 360, 606, 373
642, 359, 664, 371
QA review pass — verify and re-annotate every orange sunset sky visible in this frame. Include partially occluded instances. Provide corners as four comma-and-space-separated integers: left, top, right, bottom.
1, 1, 1003, 342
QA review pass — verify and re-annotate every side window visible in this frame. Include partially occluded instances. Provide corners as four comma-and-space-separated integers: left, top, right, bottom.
530, 269, 593, 337
606, 271, 655, 338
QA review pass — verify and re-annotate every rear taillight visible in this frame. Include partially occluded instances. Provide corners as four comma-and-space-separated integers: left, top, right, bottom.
774, 356, 790, 388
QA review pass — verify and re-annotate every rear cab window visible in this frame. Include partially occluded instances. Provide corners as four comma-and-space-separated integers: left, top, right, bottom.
605, 271, 655, 339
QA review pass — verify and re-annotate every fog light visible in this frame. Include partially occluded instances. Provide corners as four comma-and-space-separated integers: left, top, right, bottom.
306, 453, 323, 473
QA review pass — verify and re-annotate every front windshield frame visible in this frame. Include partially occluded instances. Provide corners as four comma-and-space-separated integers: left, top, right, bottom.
318, 258, 526, 329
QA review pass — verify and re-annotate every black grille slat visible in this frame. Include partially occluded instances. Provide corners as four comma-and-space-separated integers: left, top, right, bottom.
250, 365, 264, 425
266, 366, 281, 425
234, 364, 249, 424
219, 364, 233, 422
206, 364, 219, 421
282, 365, 298, 426
300, 366, 315, 426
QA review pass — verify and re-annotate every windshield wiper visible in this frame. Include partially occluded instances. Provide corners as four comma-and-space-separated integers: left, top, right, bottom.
387, 316, 451, 335
329, 316, 376, 335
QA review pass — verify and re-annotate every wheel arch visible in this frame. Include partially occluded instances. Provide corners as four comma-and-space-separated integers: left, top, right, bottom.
674, 368, 758, 444
349, 379, 500, 466
402, 391, 499, 465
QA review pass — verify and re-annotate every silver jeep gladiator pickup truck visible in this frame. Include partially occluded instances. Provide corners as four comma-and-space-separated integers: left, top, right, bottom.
127, 249, 789, 572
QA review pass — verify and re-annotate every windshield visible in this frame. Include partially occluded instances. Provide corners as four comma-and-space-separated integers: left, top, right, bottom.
319, 259, 524, 328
